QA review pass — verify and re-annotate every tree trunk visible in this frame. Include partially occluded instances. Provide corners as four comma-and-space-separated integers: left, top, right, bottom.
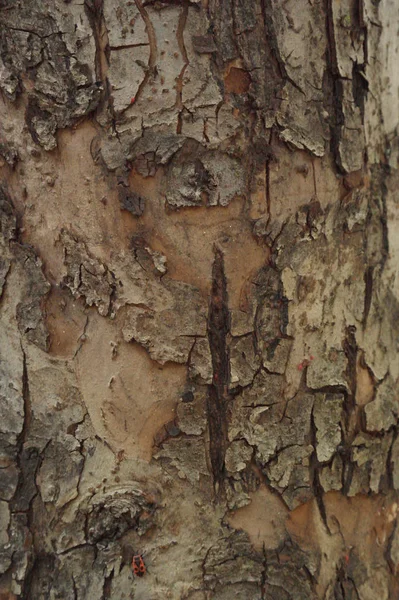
1, 0, 399, 598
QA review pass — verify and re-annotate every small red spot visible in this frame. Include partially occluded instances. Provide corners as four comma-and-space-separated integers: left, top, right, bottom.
130, 96, 136, 104
309, 355, 314, 361
297, 363, 304, 371
344, 554, 350, 565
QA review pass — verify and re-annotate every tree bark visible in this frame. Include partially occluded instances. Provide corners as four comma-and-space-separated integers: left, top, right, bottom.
1, 0, 399, 598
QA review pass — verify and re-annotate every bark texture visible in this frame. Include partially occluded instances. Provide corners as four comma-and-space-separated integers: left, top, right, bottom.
0, 0, 399, 598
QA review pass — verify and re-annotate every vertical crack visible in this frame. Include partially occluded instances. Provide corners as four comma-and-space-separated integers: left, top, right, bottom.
261, 0, 305, 96
265, 157, 271, 226
387, 427, 398, 491
362, 266, 373, 326
12, 347, 38, 598
84, 0, 107, 83
260, 543, 267, 599
84, 0, 112, 117
102, 568, 114, 599
206, 246, 230, 498
11, 346, 35, 512
325, 0, 345, 172
175, 3, 189, 112
352, 0, 368, 123
132, 0, 158, 108
342, 326, 358, 434
21, 348, 30, 448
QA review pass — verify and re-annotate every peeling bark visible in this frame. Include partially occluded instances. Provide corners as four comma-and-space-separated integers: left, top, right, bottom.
0, 0, 399, 598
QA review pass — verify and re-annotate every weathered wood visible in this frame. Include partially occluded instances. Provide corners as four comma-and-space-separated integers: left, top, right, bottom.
0, 0, 399, 598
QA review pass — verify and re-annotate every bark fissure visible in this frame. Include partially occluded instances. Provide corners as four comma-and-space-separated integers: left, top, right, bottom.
131, 0, 158, 111
261, 0, 304, 96
325, 0, 346, 172
102, 568, 114, 600
11, 348, 34, 511
175, 3, 189, 112
206, 247, 230, 496
341, 326, 359, 494
362, 265, 373, 326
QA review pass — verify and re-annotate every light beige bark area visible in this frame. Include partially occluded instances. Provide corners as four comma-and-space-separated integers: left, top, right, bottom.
1, 0, 399, 598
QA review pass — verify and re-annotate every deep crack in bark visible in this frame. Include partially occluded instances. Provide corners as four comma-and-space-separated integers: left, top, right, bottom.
206, 246, 230, 498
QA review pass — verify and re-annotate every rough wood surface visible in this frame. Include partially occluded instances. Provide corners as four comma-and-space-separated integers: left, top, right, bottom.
0, 0, 399, 598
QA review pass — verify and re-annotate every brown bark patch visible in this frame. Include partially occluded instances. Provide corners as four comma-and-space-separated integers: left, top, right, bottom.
226, 484, 288, 550
287, 492, 397, 557
46, 287, 88, 358
128, 170, 267, 304
75, 312, 187, 460
355, 352, 375, 406
224, 67, 251, 94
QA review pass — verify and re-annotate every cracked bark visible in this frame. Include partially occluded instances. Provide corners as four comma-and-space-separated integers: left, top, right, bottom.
0, 0, 399, 598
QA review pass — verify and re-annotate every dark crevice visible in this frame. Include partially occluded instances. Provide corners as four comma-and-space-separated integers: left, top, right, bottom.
22, 553, 56, 600
374, 164, 390, 266
338, 326, 359, 493
302, 564, 317, 588
206, 246, 230, 498
10, 348, 39, 511
343, 326, 358, 413
362, 266, 373, 326
19, 348, 30, 449
102, 568, 114, 599
352, 62, 368, 118
352, 0, 368, 122
72, 576, 78, 600
260, 542, 267, 599
387, 427, 398, 490
265, 147, 271, 224
341, 457, 355, 496
84, 1, 107, 85
143, 0, 199, 6
109, 43, 149, 50
84, 0, 117, 137
306, 384, 347, 396
352, 0, 369, 123
12, 349, 42, 598
261, 0, 305, 97
325, 0, 345, 173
